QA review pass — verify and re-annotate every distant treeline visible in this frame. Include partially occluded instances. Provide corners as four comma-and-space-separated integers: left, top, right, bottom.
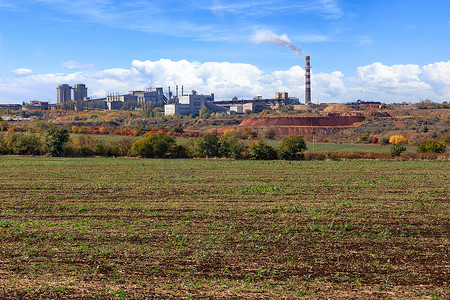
0, 126, 447, 160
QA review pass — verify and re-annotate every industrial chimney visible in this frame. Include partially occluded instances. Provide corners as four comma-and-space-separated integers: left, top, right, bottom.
305, 56, 311, 104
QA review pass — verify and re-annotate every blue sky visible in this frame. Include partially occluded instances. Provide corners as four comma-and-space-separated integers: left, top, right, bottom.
0, 0, 449, 103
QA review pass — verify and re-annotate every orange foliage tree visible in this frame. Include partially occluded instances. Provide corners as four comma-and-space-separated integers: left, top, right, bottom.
389, 135, 407, 145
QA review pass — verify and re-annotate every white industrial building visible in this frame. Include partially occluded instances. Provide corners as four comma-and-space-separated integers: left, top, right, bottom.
164, 91, 214, 115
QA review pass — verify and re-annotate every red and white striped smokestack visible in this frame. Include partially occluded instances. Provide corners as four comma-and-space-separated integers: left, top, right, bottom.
305, 56, 311, 104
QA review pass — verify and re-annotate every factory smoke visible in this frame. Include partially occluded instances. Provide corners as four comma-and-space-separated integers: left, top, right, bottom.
251, 30, 306, 57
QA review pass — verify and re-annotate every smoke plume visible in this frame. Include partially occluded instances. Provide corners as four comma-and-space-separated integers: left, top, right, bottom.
252, 30, 306, 57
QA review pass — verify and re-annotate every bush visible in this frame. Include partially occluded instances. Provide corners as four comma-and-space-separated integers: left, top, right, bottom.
218, 135, 245, 159
192, 134, 220, 158
440, 135, 450, 145
357, 133, 370, 143
417, 139, 447, 153
166, 144, 188, 158
110, 137, 135, 157
390, 144, 406, 157
0, 134, 7, 154
0, 132, 43, 155
131, 132, 183, 158
0, 119, 8, 131
11, 134, 43, 155
278, 135, 307, 160
264, 128, 276, 140
243, 140, 277, 160
74, 135, 103, 156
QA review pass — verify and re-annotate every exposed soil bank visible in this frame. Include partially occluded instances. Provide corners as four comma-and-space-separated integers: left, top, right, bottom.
239, 115, 366, 138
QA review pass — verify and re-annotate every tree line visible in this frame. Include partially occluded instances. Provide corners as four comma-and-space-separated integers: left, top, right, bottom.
0, 126, 446, 159
0, 127, 308, 160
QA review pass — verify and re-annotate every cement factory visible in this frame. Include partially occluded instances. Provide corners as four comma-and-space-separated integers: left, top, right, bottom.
14, 57, 314, 115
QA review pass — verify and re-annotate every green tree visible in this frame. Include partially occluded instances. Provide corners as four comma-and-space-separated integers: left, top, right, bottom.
417, 139, 447, 153
218, 135, 245, 159
193, 134, 220, 158
45, 126, 70, 156
170, 126, 184, 135
243, 140, 277, 160
264, 128, 276, 140
57, 100, 75, 111
199, 105, 209, 118
130, 132, 181, 158
278, 135, 307, 160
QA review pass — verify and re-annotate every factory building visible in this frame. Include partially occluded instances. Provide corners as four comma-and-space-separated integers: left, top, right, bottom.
213, 92, 299, 113
73, 84, 88, 101
164, 90, 214, 115
56, 84, 72, 104
22, 100, 49, 111
106, 87, 165, 110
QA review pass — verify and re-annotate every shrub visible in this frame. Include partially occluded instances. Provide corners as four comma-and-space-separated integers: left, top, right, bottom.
0, 119, 8, 131
417, 139, 447, 153
218, 135, 245, 159
439, 135, 450, 145
110, 137, 135, 156
278, 135, 307, 160
357, 133, 370, 143
243, 140, 277, 160
264, 128, 276, 140
131, 132, 181, 158
192, 134, 220, 158
390, 144, 406, 157
0, 134, 7, 154
74, 135, 101, 156
11, 134, 43, 155
166, 144, 188, 158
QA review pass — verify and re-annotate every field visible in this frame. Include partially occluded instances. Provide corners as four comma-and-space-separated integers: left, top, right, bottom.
0, 157, 448, 298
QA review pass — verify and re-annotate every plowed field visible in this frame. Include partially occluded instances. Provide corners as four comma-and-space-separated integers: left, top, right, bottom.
0, 157, 448, 298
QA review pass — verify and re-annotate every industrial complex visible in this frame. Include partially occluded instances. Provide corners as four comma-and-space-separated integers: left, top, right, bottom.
5, 57, 316, 115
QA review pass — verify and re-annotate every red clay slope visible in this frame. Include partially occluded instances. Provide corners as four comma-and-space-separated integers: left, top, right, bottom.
239, 115, 366, 137
240, 115, 365, 127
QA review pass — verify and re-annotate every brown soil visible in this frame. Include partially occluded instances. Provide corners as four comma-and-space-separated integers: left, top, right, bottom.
239, 115, 366, 138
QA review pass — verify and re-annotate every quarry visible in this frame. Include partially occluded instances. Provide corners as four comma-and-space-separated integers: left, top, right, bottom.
239, 114, 366, 138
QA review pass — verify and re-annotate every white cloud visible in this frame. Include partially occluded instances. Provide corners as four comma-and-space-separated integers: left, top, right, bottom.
11, 68, 33, 76
348, 62, 436, 101
313, 71, 346, 100
61, 60, 94, 70
1, 59, 449, 103
421, 60, 450, 97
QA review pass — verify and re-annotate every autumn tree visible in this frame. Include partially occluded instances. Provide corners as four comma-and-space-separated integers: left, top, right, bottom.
389, 135, 407, 145
278, 135, 307, 160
